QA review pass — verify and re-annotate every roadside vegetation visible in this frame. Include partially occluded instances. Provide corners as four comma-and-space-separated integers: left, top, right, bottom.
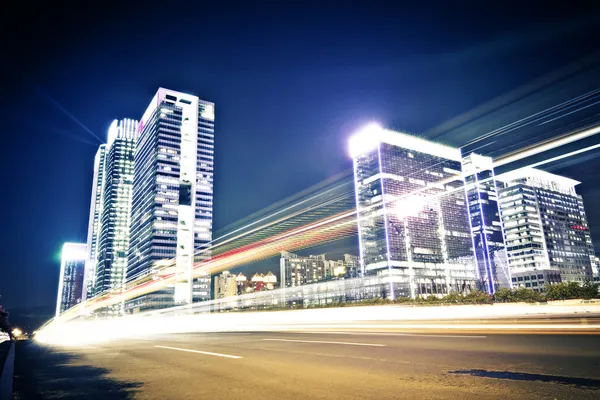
302, 280, 600, 308
215, 281, 600, 313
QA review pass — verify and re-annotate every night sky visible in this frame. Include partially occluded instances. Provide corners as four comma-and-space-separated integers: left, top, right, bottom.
2, 1, 600, 310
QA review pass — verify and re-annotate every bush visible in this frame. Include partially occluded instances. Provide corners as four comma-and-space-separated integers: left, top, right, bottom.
581, 280, 600, 300
441, 292, 463, 303
463, 290, 493, 304
393, 297, 414, 304
545, 281, 592, 300
493, 287, 513, 303
512, 287, 546, 303
544, 281, 600, 300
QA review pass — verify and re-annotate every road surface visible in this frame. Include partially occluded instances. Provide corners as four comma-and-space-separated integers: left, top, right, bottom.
13, 330, 600, 399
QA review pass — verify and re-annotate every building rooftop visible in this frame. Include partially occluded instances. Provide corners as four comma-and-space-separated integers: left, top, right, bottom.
496, 167, 580, 188
349, 125, 461, 161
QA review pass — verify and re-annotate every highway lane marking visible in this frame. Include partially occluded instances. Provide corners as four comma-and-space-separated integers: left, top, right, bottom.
154, 345, 243, 359
309, 332, 487, 339
262, 339, 385, 347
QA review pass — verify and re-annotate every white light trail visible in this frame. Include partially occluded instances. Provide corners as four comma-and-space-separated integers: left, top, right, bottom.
50, 122, 600, 325
494, 124, 600, 167
36, 302, 600, 346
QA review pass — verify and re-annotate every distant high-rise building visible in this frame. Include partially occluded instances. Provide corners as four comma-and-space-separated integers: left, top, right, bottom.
56, 243, 87, 316
350, 125, 477, 299
497, 167, 595, 289
280, 251, 360, 287
127, 88, 214, 312
83, 145, 107, 300
324, 259, 346, 279
94, 119, 138, 303
214, 271, 237, 299
462, 153, 510, 293
324, 255, 361, 279
343, 254, 361, 278
280, 251, 326, 288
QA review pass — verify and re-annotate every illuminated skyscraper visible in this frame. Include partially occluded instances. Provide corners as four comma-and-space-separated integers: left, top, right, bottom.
462, 153, 510, 293
497, 167, 594, 289
56, 243, 87, 316
94, 119, 138, 303
127, 88, 214, 312
350, 125, 477, 299
83, 144, 106, 300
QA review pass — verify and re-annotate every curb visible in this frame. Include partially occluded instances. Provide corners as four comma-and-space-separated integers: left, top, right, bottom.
0, 341, 14, 400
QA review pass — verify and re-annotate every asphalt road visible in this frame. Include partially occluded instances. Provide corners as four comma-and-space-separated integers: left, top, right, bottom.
13, 330, 600, 399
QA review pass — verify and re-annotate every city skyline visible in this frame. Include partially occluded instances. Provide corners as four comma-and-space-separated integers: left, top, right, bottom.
3, 3, 600, 309
5, 5, 600, 400
53, 117, 600, 316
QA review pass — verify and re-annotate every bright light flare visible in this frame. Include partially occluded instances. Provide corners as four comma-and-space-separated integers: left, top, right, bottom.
12, 328, 22, 337
393, 196, 426, 219
348, 122, 383, 158
36, 302, 600, 346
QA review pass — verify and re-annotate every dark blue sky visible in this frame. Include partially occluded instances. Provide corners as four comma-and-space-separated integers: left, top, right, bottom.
1, 1, 600, 309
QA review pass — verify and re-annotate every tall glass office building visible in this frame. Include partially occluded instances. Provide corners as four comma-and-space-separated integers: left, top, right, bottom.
56, 243, 87, 316
127, 88, 213, 312
462, 153, 510, 293
497, 167, 594, 289
94, 119, 138, 303
350, 125, 477, 299
83, 144, 106, 300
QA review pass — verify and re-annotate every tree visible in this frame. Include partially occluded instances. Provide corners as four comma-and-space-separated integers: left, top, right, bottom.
442, 291, 463, 304
463, 290, 493, 304
545, 281, 593, 300
565, 282, 583, 299
581, 280, 600, 300
493, 288, 513, 303
511, 287, 546, 303
0, 307, 13, 340
545, 283, 568, 300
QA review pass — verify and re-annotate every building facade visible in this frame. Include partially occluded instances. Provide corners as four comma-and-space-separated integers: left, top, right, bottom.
462, 153, 510, 293
94, 119, 137, 302
127, 88, 214, 311
214, 271, 237, 299
350, 125, 477, 299
56, 243, 88, 316
280, 251, 326, 288
280, 251, 362, 289
83, 145, 107, 300
497, 167, 595, 289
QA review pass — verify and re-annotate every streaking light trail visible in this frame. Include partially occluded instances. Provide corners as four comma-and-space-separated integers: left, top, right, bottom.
47, 122, 600, 327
